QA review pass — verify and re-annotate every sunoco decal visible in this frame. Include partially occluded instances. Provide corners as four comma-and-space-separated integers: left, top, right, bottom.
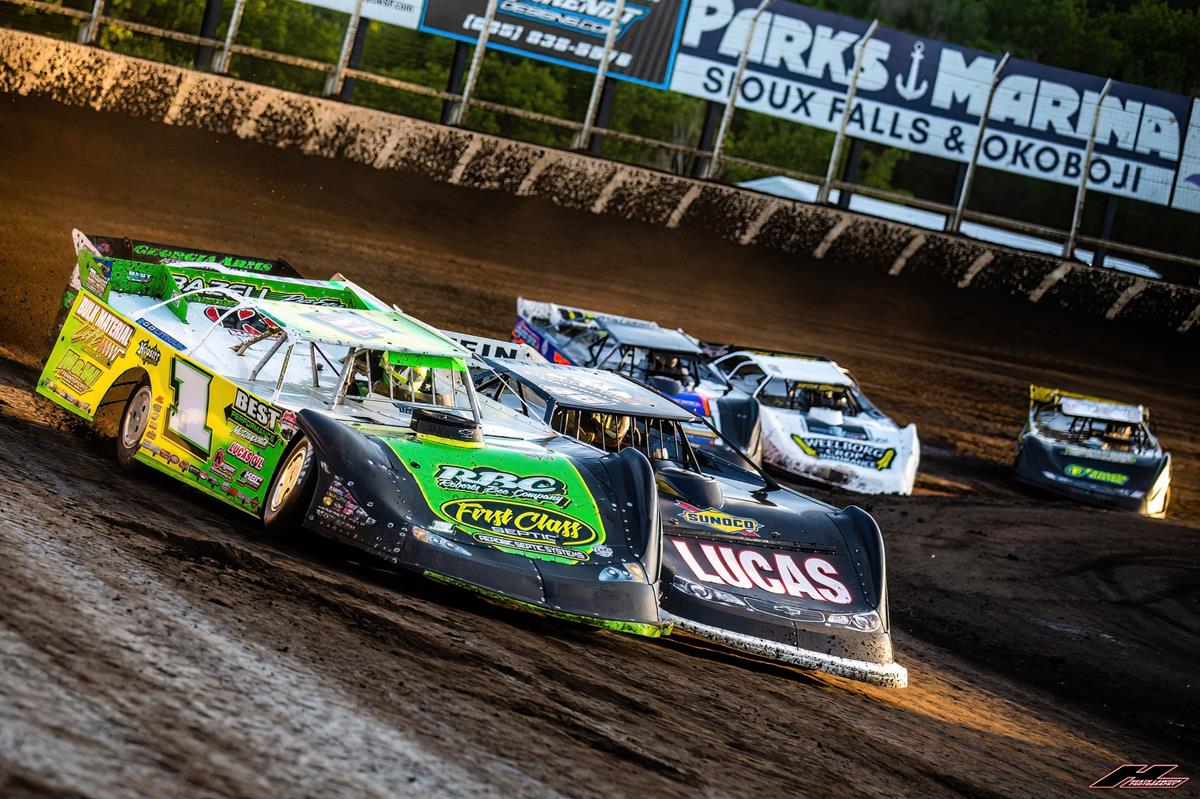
435, 466, 570, 508
1065, 463, 1130, 485
670, 538, 852, 604
677, 501, 761, 536
792, 434, 895, 470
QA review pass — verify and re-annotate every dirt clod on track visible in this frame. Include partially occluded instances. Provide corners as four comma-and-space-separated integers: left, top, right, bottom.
1, 95, 1197, 798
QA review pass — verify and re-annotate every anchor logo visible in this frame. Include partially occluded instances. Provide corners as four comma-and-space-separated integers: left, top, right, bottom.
894, 41, 930, 101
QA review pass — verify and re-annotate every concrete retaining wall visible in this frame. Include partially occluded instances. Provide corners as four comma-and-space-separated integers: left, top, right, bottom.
3, 28, 1198, 335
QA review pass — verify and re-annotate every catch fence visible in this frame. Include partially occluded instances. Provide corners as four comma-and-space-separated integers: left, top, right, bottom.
3, 0, 1198, 283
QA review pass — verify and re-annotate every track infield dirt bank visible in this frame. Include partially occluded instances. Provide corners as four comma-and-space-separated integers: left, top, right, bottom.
1, 95, 1198, 797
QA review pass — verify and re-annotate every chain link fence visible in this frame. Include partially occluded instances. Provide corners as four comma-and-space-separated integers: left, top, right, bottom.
3, 0, 1198, 283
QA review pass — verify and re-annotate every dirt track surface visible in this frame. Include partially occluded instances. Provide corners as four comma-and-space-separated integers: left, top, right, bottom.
1, 95, 1199, 797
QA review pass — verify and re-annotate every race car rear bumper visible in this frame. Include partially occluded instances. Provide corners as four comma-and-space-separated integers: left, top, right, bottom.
663, 612, 908, 688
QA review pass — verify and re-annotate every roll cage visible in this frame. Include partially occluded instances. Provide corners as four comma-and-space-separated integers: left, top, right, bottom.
473, 365, 779, 491
142, 287, 483, 425
714, 353, 882, 417
550, 316, 729, 391
1032, 404, 1155, 453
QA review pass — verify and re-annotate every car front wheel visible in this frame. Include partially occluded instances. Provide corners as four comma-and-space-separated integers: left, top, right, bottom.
263, 435, 316, 533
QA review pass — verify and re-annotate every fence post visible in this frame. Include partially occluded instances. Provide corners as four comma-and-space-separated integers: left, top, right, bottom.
1092, 194, 1119, 269
1064, 78, 1114, 258
817, 19, 878, 204
447, 0, 500, 126
836, 138, 863, 209
441, 41, 471, 124
214, 0, 246, 74
948, 51, 1010, 233
586, 79, 618, 154
78, 0, 105, 45
339, 20, 369, 101
195, 0, 223, 71
691, 101, 723, 178
325, 0, 365, 98
703, 0, 771, 180
577, 0, 627, 150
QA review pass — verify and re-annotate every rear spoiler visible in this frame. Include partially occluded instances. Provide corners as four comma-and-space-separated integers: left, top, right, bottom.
441, 330, 547, 363
77, 231, 302, 278
699, 341, 830, 362
1028, 384, 1146, 419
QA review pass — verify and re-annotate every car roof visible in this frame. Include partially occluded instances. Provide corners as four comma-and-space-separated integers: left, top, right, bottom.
596, 317, 702, 355
492, 360, 697, 421
736, 352, 849, 385
257, 300, 467, 357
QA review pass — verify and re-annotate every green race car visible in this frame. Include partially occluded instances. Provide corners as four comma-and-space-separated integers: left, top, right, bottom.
38, 232, 667, 636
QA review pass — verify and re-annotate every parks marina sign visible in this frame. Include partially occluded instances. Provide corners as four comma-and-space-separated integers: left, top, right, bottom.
669, 0, 1199, 210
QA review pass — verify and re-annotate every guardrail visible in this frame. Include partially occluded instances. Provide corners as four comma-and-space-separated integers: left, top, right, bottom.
4, 0, 1199, 284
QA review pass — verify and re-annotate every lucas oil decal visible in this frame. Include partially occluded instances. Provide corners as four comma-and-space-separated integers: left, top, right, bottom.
676, 501, 762, 536
792, 434, 896, 470
670, 538, 853, 604
434, 466, 570, 508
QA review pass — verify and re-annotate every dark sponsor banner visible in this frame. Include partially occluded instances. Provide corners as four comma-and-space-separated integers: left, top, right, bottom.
669, 0, 1195, 207
420, 0, 690, 88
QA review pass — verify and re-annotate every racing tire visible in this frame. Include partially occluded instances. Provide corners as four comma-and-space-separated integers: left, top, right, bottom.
115, 381, 153, 471
263, 435, 316, 534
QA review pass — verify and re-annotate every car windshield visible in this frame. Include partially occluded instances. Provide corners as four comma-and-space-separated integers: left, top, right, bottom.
335, 348, 477, 421
1034, 406, 1149, 452
758, 379, 862, 414
549, 408, 704, 466
595, 346, 724, 390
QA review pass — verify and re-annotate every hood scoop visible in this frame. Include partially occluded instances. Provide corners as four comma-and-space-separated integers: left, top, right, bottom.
412, 407, 483, 448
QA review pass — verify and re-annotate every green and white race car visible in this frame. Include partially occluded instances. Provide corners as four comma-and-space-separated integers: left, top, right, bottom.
39, 232, 667, 635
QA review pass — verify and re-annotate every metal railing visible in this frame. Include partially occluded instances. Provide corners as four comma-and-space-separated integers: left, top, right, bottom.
4, 0, 1198, 283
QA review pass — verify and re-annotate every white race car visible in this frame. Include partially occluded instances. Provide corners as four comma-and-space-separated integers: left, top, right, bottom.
711, 350, 919, 495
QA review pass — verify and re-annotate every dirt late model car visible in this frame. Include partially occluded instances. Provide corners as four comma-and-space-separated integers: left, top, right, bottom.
1015, 385, 1171, 517
454, 333, 908, 687
38, 232, 669, 636
710, 350, 920, 495
513, 298, 762, 465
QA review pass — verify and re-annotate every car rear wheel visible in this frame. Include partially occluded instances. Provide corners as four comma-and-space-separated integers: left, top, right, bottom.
115, 381, 152, 470
263, 435, 316, 533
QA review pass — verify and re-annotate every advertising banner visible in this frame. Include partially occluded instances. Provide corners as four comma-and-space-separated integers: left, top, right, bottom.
420, 0, 690, 88
669, 0, 1195, 207
299, 0, 423, 30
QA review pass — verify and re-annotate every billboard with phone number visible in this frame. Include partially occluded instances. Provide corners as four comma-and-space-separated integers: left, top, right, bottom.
420, 0, 690, 88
